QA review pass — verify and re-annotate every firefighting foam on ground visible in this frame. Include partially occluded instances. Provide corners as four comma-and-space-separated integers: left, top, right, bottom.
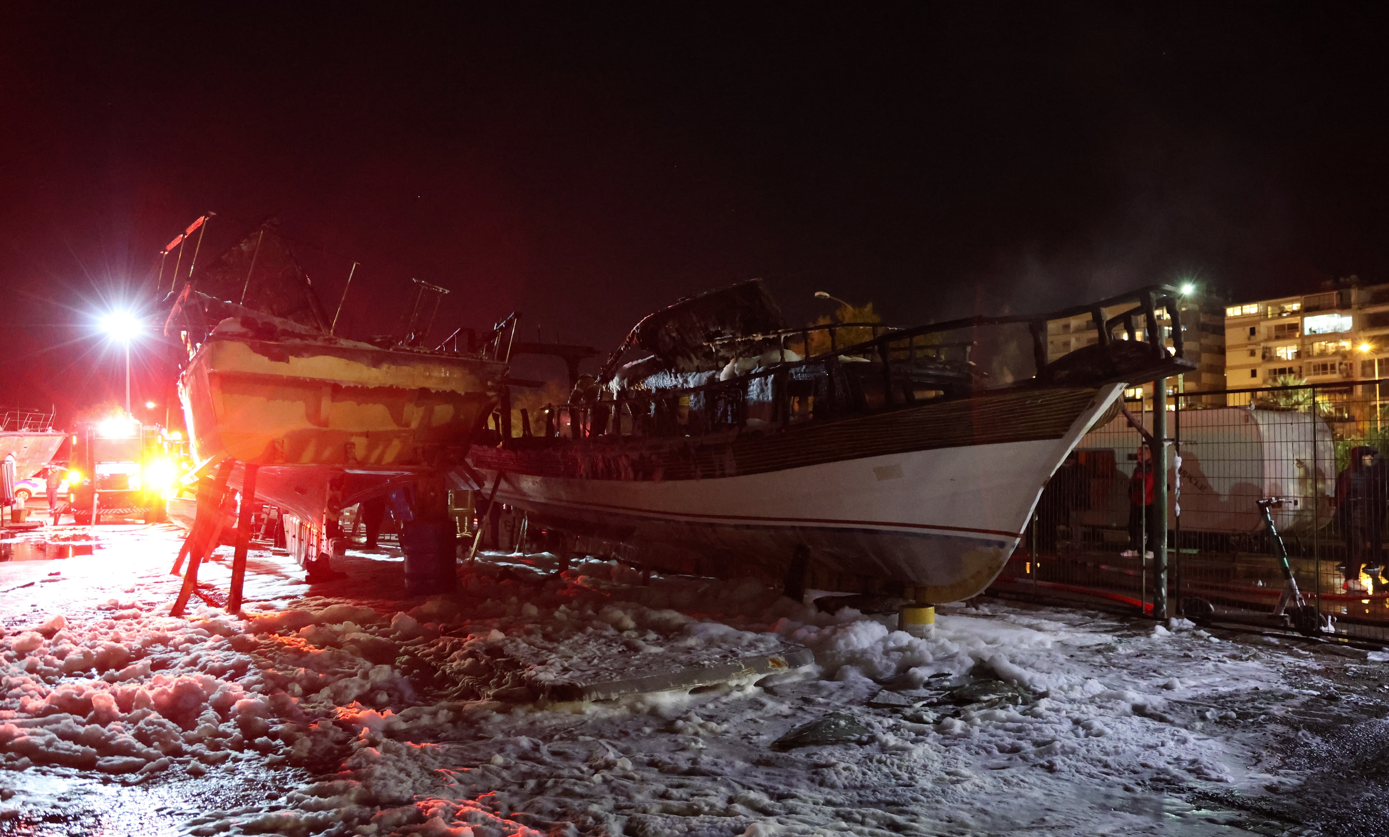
4, 523, 1389, 836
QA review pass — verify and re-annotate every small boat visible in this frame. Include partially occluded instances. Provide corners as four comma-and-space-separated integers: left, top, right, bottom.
166, 221, 508, 580
0, 410, 65, 481
467, 282, 1194, 602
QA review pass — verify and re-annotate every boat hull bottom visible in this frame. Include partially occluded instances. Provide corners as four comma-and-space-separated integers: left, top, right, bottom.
511, 499, 1012, 601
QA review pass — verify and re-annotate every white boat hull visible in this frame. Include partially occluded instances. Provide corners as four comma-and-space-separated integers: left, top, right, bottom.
472, 383, 1125, 602
0, 433, 65, 480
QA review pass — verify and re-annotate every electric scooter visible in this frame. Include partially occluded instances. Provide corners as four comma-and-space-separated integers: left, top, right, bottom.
1258, 497, 1334, 636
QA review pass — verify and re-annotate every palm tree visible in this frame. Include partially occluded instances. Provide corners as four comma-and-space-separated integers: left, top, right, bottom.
1255, 374, 1315, 411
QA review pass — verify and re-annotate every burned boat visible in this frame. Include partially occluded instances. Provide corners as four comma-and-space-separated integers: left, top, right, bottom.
166, 220, 508, 588
467, 282, 1193, 602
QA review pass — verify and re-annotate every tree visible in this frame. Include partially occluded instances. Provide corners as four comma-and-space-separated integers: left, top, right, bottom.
805, 301, 883, 357
1254, 375, 1329, 414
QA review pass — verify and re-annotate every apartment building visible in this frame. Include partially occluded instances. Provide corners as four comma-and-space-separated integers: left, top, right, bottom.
1224, 281, 1389, 388
1045, 292, 1227, 408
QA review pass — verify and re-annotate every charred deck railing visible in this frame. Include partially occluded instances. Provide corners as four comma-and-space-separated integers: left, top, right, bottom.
500, 285, 1187, 444
437, 311, 520, 363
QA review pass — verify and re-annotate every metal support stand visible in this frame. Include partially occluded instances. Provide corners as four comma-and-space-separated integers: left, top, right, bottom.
783, 544, 810, 603
171, 460, 234, 617
899, 586, 936, 638
465, 473, 506, 565
396, 473, 458, 596
228, 463, 258, 613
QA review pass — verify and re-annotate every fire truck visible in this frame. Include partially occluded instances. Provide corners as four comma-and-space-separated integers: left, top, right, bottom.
67, 416, 182, 525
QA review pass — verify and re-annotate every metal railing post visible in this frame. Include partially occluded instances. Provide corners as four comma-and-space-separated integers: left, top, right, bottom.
1153, 377, 1168, 619
1174, 390, 1182, 616
1312, 384, 1322, 623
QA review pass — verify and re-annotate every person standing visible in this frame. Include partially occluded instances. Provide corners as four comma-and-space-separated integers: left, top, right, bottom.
1123, 445, 1157, 558
45, 464, 66, 524
1335, 445, 1388, 593
359, 495, 389, 551
1036, 452, 1083, 555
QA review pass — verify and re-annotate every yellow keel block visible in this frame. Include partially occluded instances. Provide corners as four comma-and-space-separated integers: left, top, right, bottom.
899, 604, 935, 638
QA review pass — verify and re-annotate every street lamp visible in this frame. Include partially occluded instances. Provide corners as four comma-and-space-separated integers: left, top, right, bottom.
101, 310, 143, 415
1179, 282, 1197, 296
814, 290, 853, 308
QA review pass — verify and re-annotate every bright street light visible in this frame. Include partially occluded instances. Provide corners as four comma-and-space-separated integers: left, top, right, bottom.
1179, 282, 1196, 296
145, 401, 157, 410
101, 310, 143, 343
100, 309, 143, 415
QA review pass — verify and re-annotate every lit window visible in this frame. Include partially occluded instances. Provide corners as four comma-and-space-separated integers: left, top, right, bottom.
1304, 313, 1353, 335
1310, 340, 1351, 356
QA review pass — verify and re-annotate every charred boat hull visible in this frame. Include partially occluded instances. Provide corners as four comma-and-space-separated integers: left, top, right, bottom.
470, 383, 1125, 601
180, 334, 500, 469
179, 331, 503, 519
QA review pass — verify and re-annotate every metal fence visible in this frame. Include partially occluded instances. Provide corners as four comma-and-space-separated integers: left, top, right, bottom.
990, 379, 1389, 645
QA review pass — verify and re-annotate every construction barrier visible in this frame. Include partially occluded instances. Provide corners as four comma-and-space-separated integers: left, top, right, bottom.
991, 379, 1389, 645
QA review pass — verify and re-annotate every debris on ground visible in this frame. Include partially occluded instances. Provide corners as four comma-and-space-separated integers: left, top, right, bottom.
770, 711, 872, 750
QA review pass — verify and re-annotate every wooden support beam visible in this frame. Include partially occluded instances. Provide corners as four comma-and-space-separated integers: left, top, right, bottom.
170, 538, 192, 576
227, 462, 258, 614
171, 460, 234, 618
171, 466, 222, 574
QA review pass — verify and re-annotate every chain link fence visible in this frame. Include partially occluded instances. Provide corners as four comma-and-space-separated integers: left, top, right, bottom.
990, 379, 1389, 644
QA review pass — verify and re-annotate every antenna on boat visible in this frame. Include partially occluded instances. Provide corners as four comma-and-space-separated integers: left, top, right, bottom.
154, 250, 168, 295
184, 212, 213, 283
238, 229, 265, 305
330, 262, 358, 335
504, 314, 519, 362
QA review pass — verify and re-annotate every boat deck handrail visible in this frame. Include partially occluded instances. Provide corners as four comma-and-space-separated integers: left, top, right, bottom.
0, 409, 57, 433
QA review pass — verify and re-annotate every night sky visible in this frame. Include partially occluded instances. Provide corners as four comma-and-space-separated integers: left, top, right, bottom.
4, 4, 1389, 421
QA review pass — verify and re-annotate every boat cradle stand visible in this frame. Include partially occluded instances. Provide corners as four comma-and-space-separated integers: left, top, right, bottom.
900, 589, 936, 639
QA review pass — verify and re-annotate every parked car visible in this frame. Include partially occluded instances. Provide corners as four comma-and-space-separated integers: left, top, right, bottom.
13, 467, 70, 503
